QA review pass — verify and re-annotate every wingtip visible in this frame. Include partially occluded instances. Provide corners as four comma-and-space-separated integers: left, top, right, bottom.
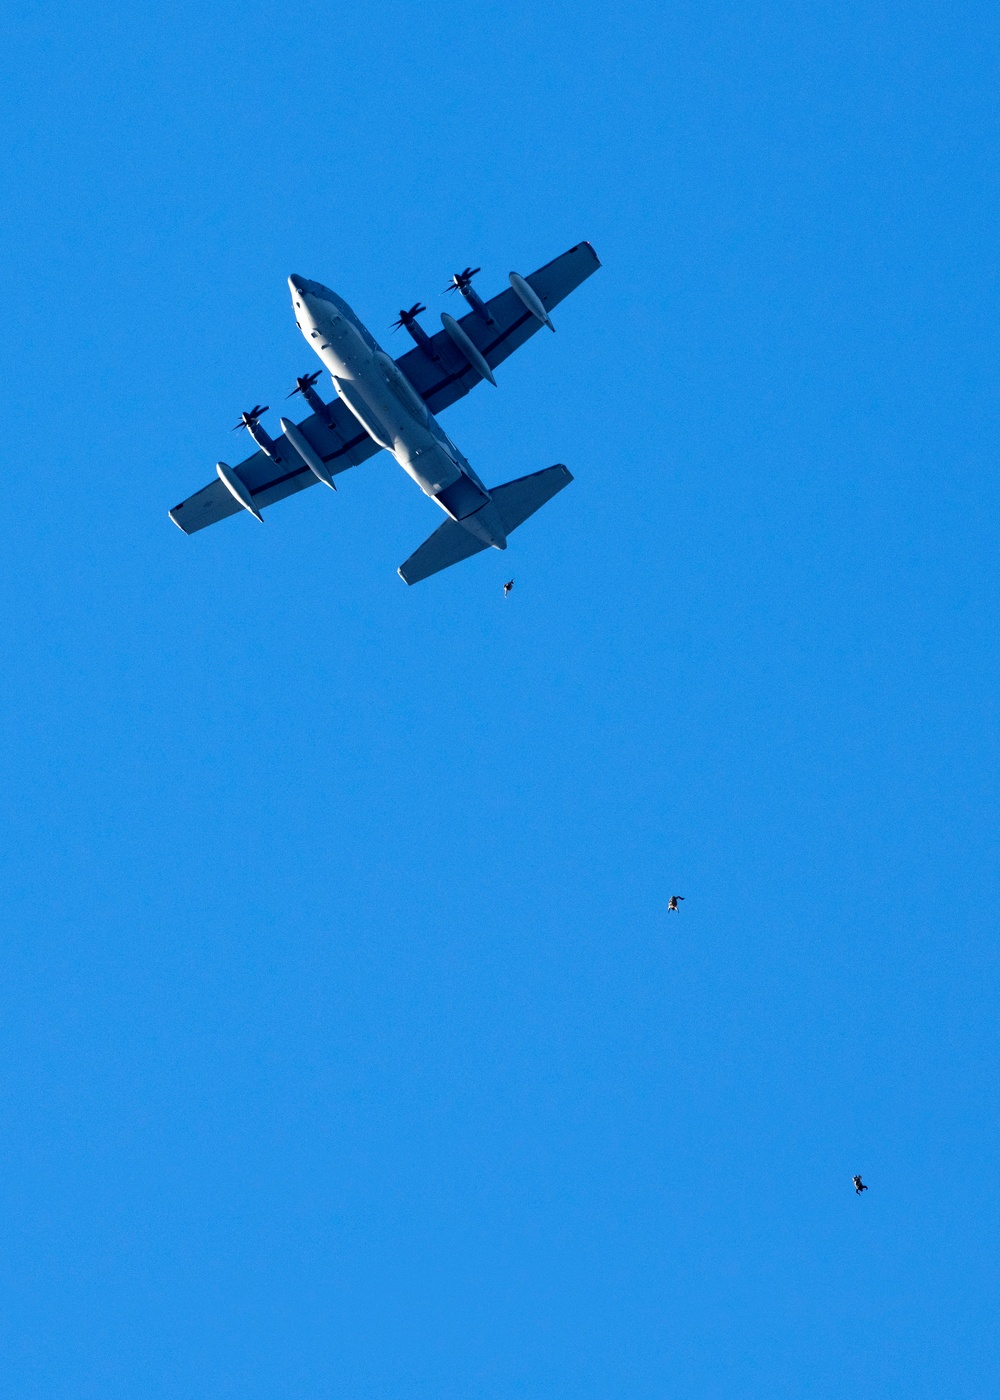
572, 240, 602, 267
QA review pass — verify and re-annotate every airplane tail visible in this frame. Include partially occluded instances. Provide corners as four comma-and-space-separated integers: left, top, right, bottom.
398, 464, 573, 585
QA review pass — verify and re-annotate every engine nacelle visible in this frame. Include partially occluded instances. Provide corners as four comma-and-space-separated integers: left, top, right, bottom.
301, 382, 337, 428
396, 304, 439, 361
245, 418, 284, 464
449, 268, 494, 325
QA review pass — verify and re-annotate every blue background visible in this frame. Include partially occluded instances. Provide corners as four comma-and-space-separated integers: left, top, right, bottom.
0, 1, 997, 1396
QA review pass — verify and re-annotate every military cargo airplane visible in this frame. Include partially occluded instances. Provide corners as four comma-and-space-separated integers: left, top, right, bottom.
169, 243, 601, 584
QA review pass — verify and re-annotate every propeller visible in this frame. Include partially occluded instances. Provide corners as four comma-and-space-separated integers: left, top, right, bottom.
286, 371, 322, 399
392, 302, 426, 331
444, 267, 481, 294
232, 404, 268, 431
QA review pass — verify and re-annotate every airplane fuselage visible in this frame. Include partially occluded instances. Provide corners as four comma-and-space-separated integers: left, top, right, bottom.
288, 276, 506, 547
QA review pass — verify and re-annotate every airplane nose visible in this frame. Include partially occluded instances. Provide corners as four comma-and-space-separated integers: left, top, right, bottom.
288, 274, 303, 295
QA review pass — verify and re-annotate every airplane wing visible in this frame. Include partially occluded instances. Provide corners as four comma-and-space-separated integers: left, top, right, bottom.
169, 395, 380, 535
394, 241, 601, 415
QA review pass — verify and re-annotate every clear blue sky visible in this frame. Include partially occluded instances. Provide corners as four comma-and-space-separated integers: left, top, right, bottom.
0, 1, 997, 1396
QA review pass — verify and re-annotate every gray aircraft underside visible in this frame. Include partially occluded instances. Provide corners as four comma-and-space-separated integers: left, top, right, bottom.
169, 242, 601, 584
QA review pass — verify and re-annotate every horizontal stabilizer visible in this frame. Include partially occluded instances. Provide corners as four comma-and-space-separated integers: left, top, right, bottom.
490, 464, 572, 533
398, 518, 491, 585
398, 464, 573, 585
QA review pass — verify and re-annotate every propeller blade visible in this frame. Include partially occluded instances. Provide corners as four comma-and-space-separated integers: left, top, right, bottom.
392, 302, 427, 328
445, 267, 481, 293
233, 404, 268, 429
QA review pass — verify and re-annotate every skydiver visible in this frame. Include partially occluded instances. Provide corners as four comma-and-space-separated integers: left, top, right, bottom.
503, 579, 514, 596
853, 1175, 868, 1194
667, 895, 684, 912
